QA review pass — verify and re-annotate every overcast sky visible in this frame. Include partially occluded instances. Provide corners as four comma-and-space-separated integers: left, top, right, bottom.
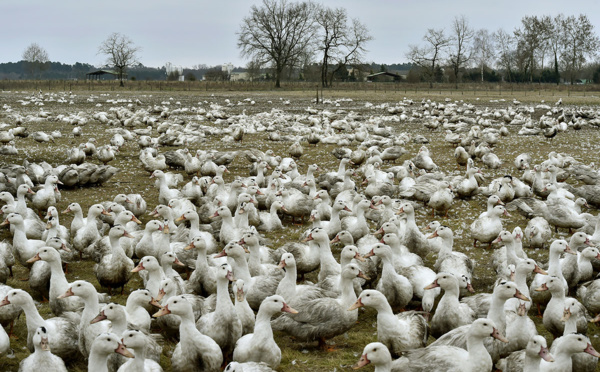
2, 0, 599, 69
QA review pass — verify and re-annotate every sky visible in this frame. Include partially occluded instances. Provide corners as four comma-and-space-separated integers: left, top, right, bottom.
2, 0, 600, 69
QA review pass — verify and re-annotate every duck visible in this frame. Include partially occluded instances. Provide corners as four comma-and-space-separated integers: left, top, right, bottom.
96, 145, 117, 165
257, 200, 286, 232
540, 334, 600, 372
134, 220, 163, 259
0, 289, 79, 362
212, 206, 245, 245
396, 318, 507, 372
425, 272, 476, 338
352, 342, 405, 372
491, 230, 525, 277
88, 333, 133, 372
27, 246, 83, 316
428, 182, 454, 217
32, 175, 61, 212
153, 295, 223, 372
275, 253, 333, 303
396, 203, 430, 257
113, 193, 147, 218
117, 330, 163, 372
224, 361, 275, 372
232, 295, 296, 368
125, 289, 160, 333
470, 205, 510, 248
496, 335, 553, 372
1, 212, 47, 272
73, 204, 109, 259
215, 243, 280, 310
456, 164, 481, 199
271, 263, 364, 350
351, 289, 427, 357
59, 280, 110, 357
94, 225, 134, 295
412, 146, 437, 171
549, 298, 597, 372
561, 232, 595, 289
340, 199, 377, 242
196, 263, 242, 358
529, 240, 574, 313
184, 236, 217, 296
233, 279, 255, 336
525, 217, 552, 249
432, 225, 474, 282
150, 170, 182, 205
42, 215, 69, 245
536, 276, 587, 338
380, 231, 423, 269
18, 326, 67, 372
131, 256, 165, 298
62, 202, 102, 238
430, 281, 529, 362
278, 188, 313, 224
364, 244, 413, 311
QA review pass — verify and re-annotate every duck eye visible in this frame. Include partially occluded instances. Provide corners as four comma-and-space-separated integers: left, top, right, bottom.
174, 301, 178, 304
77, 284, 81, 287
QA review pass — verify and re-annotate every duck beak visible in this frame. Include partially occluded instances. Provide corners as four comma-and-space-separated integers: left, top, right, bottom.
343, 206, 352, 212
60, 243, 70, 252
155, 289, 166, 302
61, 207, 71, 214
491, 327, 508, 343
302, 233, 314, 242
427, 230, 439, 239
492, 235, 503, 244
90, 310, 107, 324
424, 279, 439, 290
26, 253, 41, 263
238, 238, 246, 245
535, 283, 548, 292
354, 252, 365, 262
539, 346, 553, 362
149, 297, 162, 308
0, 295, 10, 307
533, 265, 547, 275
0, 219, 9, 226
163, 224, 170, 234
132, 216, 142, 225
584, 343, 600, 358
503, 210, 511, 217
209, 211, 219, 218
184, 242, 194, 251
173, 257, 185, 267
152, 304, 171, 317
564, 245, 577, 255
58, 287, 74, 299
357, 271, 370, 280
278, 260, 286, 268
396, 207, 405, 214
281, 302, 298, 314
514, 289, 530, 302
214, 250, 227, 258
131, 262, 145, 272
330, 235, 340, 244
101, 209, 111, 216
175, 215, 186, 222
236, 288, 245, 302
226, 271, 236, 282
115, 342, 134, 358
45, 221, 52, 230
352, 354, 370, 369
363, 249, 375, 258
348, 298, 364, 311
123, 231, 134, 238
371, 227, 384, 235
40, 336, 50, 351
467, 283, 475, 293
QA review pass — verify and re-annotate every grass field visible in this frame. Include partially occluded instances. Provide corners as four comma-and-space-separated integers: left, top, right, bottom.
0, 87, 599, 371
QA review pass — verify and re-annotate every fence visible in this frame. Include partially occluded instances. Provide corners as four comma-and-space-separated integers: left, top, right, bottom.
1, 79, 600, 98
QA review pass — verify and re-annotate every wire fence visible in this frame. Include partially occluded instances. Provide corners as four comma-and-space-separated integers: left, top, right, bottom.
2, 79, 600, 98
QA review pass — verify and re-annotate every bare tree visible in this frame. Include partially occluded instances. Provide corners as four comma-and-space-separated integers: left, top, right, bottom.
472, 29, 495, 82
514, 16, 545, 82
22, 43, 49, 78
406, 28, 451, 88
245, 59, 263, 81
494, 28, 516, 82
98, 33, 141, 87
237, 0, 316, 88
540, 14, 565, 84
561, 14, 600, 84
448, 15, 474, 87
315, 5, 372, 87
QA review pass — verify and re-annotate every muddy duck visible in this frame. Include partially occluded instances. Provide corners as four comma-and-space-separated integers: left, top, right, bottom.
94, 225, 134, 295
73, 204, 109, 259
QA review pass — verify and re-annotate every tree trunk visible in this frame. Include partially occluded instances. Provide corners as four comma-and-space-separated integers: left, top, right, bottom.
481, 62, 484, 83
554, 53, 560, 85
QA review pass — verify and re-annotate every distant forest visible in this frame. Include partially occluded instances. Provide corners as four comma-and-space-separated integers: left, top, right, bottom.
0, 60, 413, 82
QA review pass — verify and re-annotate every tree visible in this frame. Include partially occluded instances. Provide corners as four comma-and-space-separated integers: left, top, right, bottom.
540, 14, 565, 84
98, 33, 141, 87
406, 28, 451, 88
314, 5, 372, 87
494, 29, 516, 82
561, 14, 600, 84
514, 16, 545, 82
22, 43, 49, 78
237, 0, 316, 88
245, 59, 263, 81
472, 29, 495, 82
448, 15, 474, 87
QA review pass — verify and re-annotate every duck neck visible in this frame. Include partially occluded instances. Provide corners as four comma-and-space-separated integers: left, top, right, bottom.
15, 193, 27, 213
12, 222, 34, 256
48, 259, 69, 290
563, 314, 578, 335
373, 362, 392, 372
439, 282, 461, 308
19, 297, 46, 331
466, 334, 489, 367
131, 346, 146, 370
339, 274, 358, 308
337, 162, 347, 177
439, 235, 454, 256
547, 250, 564, 279
318, 239, 339, 278
88, 350, 110, 372
109, 315, 128, 336
215, 276, 234, 313
280, 264, 297, 298
488, 294, 508, 332
232, 256, 252, 282
253, 308, 276, 342
514, 269, 530, 298
109, 235, 127, 259
523, 353, 541, 372
81, 293, 101, 325
194, 248, 209, 270
504, 241, 519, 267
157, 232, 171, 257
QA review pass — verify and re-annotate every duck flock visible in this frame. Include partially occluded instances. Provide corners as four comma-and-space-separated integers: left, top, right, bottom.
2, 91, 600, 371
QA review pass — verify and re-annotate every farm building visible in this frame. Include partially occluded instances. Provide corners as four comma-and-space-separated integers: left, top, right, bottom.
85, 70, 126, 80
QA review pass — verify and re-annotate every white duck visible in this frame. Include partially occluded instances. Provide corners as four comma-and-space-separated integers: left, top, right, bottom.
94, 225, 134, 295
351, 289, 427, 357
153, 295, 223, 372
426, 272, 476, 338
117, 329, 163, 372
496, 335, 553, 372
470, 205, 510, 248
88, 333, 133, 372
18, 326, 67, 372
232, 295, 296, 368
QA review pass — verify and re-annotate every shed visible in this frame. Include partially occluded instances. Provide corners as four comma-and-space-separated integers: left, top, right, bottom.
85, 70, 126, 80
366, 71, 401, 82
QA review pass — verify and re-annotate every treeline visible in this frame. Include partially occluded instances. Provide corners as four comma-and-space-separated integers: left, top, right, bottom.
406, 14, 600, 86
